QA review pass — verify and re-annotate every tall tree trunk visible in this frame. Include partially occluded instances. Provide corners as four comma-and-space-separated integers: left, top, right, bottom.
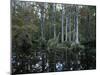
74, 6, 79, 44
65, 6, 71, 42
61, 4, 64, 43
67, 15, 71, 42
40, 9, 44, 39
69, 7, 71, 43
40, 3, 45, 40
53, 4, 56, 39
65, 16, 68, 41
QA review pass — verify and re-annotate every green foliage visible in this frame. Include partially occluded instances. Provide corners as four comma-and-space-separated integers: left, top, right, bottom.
11, 1, 96, 73
47, 32, 60, 49
79, 6, 96, 42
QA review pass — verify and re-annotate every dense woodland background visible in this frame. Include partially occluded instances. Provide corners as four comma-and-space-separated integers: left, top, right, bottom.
11, 0, 96, 74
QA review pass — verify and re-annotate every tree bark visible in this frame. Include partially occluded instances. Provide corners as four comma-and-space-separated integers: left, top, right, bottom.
65, 16, 68, 41
53, 4, 56, 39
74, 6, 79, 44
61, 4, 64, 43
40, 3, 45, 40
